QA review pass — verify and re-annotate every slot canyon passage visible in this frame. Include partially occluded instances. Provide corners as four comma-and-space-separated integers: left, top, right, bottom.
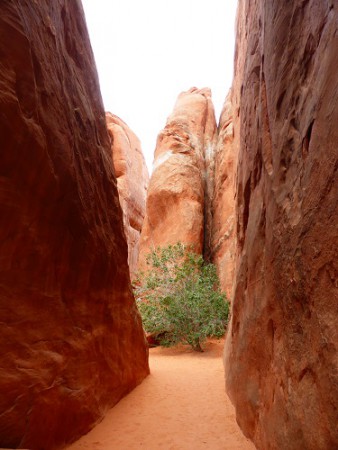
0, 1, 337, 450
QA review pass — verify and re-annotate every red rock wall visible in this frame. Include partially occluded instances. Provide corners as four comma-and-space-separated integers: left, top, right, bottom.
0, 1, 149, 449
106, 113, 149, 278
211, 92, 237, 297
224, 1, 338, 449
138, 87, 217, 267
211, 0, 248, 298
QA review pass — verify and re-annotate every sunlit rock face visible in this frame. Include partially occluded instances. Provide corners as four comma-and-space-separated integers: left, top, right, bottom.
0, 1, 149, 448
224, 1, 338, 449
138, 87, 217, 268
106, 113, 149, 278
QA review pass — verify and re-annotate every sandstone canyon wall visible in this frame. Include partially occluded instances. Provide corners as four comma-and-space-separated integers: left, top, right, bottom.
224, 1, 338, 449
106, 113, 149, 278
211, 92, 237, 297
0, 1, 149, 449
138, 87, 217, 268
211, 0, 251, 298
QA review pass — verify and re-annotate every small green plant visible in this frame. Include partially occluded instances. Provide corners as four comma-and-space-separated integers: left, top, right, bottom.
134, 243, 229, 352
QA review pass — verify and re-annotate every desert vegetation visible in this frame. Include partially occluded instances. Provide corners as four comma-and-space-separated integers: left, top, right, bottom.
134, 243, 229, 352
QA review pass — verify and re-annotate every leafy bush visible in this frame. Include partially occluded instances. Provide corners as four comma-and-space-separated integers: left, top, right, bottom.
134, 243, 229, 352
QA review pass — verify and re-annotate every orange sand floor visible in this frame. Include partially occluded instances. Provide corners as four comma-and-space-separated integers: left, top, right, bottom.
67, 339, 255, 450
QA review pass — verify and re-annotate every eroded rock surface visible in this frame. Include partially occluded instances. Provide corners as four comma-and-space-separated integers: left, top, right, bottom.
138, 87, 217, 268
211, 92, 237, 297
106, 113, 149, 278
0, 1, 149, 449
224, 1, 338, 449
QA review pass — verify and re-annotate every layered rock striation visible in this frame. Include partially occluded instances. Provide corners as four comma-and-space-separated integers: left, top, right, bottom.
138, 87, 217, 268
106, 113, 149, 278
0, 1, 149, 449
224, 1, 338, 449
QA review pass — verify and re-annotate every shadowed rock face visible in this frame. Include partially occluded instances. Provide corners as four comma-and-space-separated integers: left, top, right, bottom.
106, 113, 149, 278
138, 87, 217, 268
0, 1, 149, 449
224, 1, 338, 449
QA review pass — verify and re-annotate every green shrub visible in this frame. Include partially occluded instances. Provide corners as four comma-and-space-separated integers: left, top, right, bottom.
134, 243, 229, 352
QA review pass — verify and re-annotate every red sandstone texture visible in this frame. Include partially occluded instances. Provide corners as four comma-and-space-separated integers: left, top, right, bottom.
0, 1, 149, 449
224, 1, 338, 449
138, 87, 217, 268
211, 0, 250, 299
211, 92, 237, 297
106, 113, 149, 278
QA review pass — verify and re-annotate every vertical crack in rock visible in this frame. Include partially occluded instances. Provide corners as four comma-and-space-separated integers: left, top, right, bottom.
203, 91, 218, 263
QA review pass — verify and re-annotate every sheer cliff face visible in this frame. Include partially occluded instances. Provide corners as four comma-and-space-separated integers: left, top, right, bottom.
0, 1, 149, 449
211, 94, 237, 297
106, 113, 149, 278
211, 0, 248, 298
138, 87, 217, 267
224, 1, 338, 449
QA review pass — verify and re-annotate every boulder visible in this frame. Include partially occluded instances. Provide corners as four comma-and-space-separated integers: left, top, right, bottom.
0, 1, 149, 448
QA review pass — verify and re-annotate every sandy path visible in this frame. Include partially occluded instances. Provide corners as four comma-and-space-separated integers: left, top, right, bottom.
67, 339, 255, 450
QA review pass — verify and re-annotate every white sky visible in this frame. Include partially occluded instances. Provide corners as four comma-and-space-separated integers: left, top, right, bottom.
81, 0, 237, 172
